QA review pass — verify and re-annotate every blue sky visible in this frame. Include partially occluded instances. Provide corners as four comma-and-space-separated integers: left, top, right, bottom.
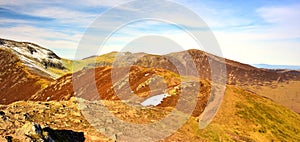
0, 0, 299, 65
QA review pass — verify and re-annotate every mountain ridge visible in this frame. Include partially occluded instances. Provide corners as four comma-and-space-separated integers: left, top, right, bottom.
253, 64, 300, 70
1, 38, 300, 113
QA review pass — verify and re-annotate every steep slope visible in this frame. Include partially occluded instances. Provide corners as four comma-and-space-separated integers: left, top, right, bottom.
0, 49, 52, 104
32, 66, 211, 117
163, 86, 300, 141
1, 86, 300, 141
0, 38, 70, 79
246, 81, 300, 113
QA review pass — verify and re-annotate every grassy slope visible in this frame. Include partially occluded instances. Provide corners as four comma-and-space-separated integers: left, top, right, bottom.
148, 85, 300, 141
53, 52, 117, 76
195, 86, 300, 141
246, 81, 300, 113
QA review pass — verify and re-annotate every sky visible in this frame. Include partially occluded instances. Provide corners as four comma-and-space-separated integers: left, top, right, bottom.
0, 0, 300, 65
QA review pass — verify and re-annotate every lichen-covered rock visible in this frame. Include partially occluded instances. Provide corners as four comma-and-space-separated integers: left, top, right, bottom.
15, 122, 85, 142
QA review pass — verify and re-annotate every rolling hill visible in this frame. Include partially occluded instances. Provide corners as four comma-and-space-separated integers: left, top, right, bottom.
79, 49, 300, 113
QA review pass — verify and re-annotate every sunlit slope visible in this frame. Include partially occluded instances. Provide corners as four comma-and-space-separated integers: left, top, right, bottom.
159, 86, 300, 141
0, 49, 52, 104
246, 81, 300, 113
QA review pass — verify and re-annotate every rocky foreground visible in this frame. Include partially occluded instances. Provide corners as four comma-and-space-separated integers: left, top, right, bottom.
0, 97, 185, 142
0, 98, 105, 142
1, 86, 300, 142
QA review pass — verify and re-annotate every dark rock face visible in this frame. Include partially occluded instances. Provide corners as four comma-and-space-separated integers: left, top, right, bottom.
27, 46, 37, 54
33, 123, 43, 136
9, 122, 85, 142
47, 52, 61, 60
0, 111, 5, 116
43, 127, 85, 142
41, 59, 65, 70
4, 136, 12, 142
0, 40, 5, 45
0, 111, 6, 121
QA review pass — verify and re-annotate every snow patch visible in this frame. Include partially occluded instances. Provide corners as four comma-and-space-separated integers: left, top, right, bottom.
141, 94, 169, 106
10, 44, 61, 65
0, 43, 60, 78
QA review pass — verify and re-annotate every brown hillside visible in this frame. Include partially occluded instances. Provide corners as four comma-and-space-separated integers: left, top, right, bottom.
87, 49, 300, 86
88, 50, 300, 113
134, 49, 300, 85
0, 49, 52, 104
33, 66, 211, 117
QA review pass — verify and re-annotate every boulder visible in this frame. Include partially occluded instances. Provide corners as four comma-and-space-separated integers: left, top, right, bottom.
15, 122, 85, 142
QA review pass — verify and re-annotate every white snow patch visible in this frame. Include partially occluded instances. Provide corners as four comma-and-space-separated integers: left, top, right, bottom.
141, 94, 169, 107
11, 44, 60, 65
0, 43, 60, 78
18, 55, 47, 74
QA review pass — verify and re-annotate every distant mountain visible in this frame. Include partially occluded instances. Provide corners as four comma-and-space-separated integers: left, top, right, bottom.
83, 49, 300, 86
0, 38, 71, 79
253, 64, 300, 70
1, 38, 300, 113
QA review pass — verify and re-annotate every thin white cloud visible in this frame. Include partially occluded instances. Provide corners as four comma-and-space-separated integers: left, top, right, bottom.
0, 26, 82, 59
214, 31, 300, 65
256, 4, 300, 39
0, 19, 33, 24
174, 0, 255, 29
73, 0, 130, 7
0, 0, 44, 6
257, 5, 300, 24
208, 4, 300, 65
27, 7, 97, 26
0, 1, 98, 28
